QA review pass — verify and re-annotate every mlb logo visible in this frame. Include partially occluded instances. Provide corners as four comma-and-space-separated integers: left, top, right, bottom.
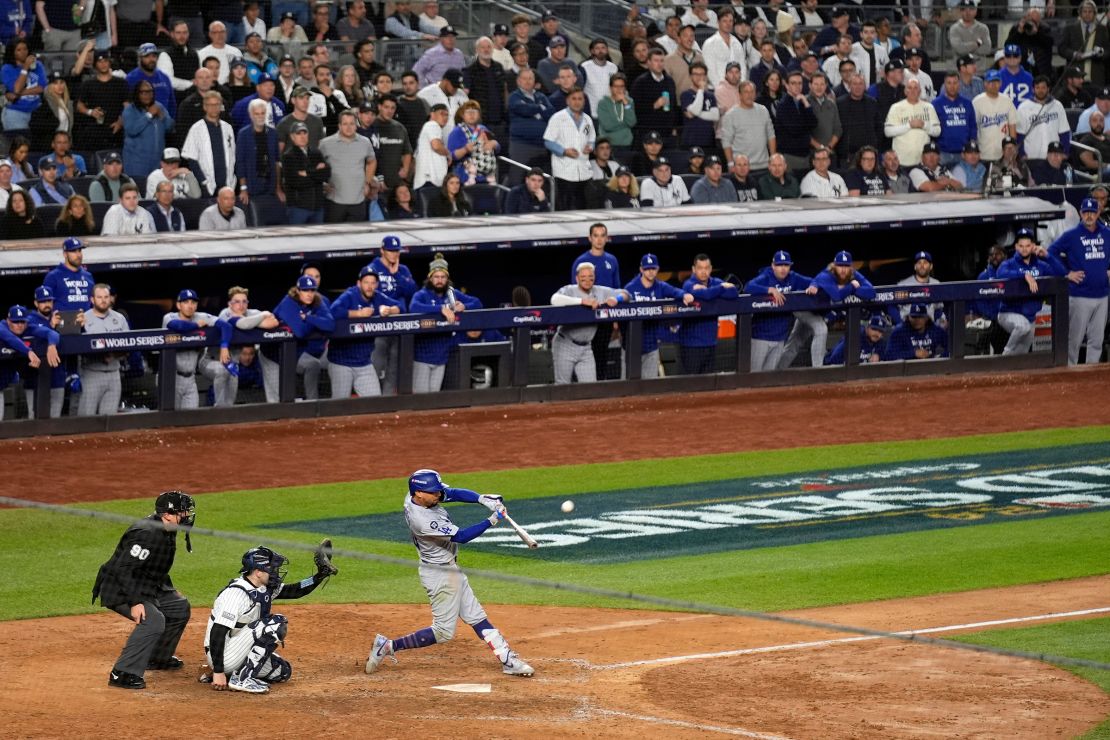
596, 309, 609, 319
91, 338, 106, 349
350, 324, 365, 334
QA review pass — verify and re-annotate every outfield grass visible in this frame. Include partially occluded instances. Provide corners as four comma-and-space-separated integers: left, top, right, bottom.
1, 424, 1107, 622
952, 617, 1110, 740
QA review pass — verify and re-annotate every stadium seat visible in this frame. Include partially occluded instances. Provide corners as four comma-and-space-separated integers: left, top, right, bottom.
679, 173, 701, 191
417, 187, 434, 217
90, 200, 114, 232
35, 204, 63, 236
467, 184, 504, 215
131, 174, 147, 196
70, 176, 96, 198
176, 197, 215, 231
246, 193, 289, 226
663, 149, 692, 171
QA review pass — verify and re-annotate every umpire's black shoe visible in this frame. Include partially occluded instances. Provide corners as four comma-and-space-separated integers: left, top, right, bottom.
108, 671, 146, 690
147, 656, 184, 670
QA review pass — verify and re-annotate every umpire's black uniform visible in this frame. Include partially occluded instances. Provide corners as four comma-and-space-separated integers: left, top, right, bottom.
92, 514, 191, 686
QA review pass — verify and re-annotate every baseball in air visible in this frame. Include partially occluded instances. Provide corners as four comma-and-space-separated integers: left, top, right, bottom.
561, 500, 575, 513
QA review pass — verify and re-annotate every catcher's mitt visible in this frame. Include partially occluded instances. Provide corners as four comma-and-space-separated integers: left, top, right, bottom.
314, 537, 338, 583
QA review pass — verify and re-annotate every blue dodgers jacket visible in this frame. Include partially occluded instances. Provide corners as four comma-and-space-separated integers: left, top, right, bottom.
744, 267, 814, 342
883, 321, 949, 360
623, 276, 688, 354
996, 252, 1067, 321
679, 276, 738, 347
1051, 221, 1110, 300
410, 287, 481, 366
328, 286, 404, 367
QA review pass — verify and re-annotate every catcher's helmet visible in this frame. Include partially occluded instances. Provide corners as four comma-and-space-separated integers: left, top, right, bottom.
154, 490, 196, 526
408, 469, 447, 496
241, 546, 289, 585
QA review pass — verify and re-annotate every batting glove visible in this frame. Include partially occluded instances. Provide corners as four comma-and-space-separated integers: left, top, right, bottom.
478, 494, 504, 513
487, 511, 503, 526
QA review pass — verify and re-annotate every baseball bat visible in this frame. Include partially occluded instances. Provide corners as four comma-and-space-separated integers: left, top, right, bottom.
503, 513, 538, 549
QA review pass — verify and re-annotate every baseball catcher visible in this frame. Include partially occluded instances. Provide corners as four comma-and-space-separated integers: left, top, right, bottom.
364, 469, 534, 678
202, 540, 338, 694
92, 490, 195, 690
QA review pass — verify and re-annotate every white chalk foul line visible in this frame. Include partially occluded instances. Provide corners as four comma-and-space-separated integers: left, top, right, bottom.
592, 606, 1110, 670
593, 709, 795, 740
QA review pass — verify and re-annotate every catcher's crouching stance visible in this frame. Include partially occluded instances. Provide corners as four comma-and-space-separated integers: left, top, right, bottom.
201, 540, 338, 694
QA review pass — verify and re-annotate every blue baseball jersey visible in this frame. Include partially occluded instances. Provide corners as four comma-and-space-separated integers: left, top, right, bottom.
623, 276, 688, 353
269, 294, 334, 359
744, 267, 813, 342
369, 257, 417, 308
932, 94, 977, 153
970, 263, 1003, 319
679, 276, 738, 347
24, 311, 65, 389
410, 287, 481, 365
1051, 221, 1110, 299
999, 67, 1033, 105
883, 321, 949, 360
42, 263, 95, 311
571, 251, 621, 289
810, 269, 877, 302
996, 252, 1067, 320
328, 286, 404, 367
824, 326, 887, 365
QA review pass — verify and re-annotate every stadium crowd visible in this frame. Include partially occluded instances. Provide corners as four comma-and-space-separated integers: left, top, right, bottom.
0, 0, 1108, 235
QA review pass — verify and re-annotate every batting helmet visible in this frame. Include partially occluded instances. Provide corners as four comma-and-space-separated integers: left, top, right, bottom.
408, 469, 448, 496
154, 490, 196, 526
241, 546, 289, 586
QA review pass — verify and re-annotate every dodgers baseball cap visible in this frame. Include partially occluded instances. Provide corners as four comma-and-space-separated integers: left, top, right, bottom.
1015, 227, 1035, 240
34, 286, 54, 302
1081, 197, 1100, 213
984, 69, 1002, 83
177, 288, 199, 302
641, 253, 660, 268
296, 275, 319, 290
868, 314, 888, 329
834, 250, 853, 266
908, 303, 929, 317
8, 305, 29, 322
358, 264, 378, 279
773, 250, 793, 265
1004, 43, 1021, 57
382, 235, 402, 251
914, 250, 933, 263
62, 237, 84, 251
138, 42, 158, 56
256, 72, 275, 84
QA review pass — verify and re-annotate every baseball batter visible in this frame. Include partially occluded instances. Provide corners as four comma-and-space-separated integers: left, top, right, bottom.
203, 544, 337, 694
365, 469, 534, 678
162, 289, 233, 409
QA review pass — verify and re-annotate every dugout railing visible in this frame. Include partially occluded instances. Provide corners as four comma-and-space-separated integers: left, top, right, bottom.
1, 277, 1070, 436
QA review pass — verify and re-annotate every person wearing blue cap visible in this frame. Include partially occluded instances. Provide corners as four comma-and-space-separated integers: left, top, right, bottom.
1049, 198, 1110, 364
0, 305, 60, 420
623, 254, 695, 378
162, 290, 234, 409
126, 42, 177, 121
895, 250, 947, 327
780, 250, 876, 368
369, 236, 417, 394
995, 227, 1066, 355
328, 265, 405, 398
24, 285, 67, 418
745, 250, 814, 372
43, 238, 95, 312
971, 69, 1017, 162
883, 303, 949, 361
825, 313, 889, 365
1003, 9, 1053, 79
230, 72, 286, 132
259, 275, 335, 402
997, 42, 1033, 105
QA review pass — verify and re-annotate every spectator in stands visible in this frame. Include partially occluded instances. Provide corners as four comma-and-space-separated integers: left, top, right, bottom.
973, 70, 1018, 163
307, 2, 337, 42
100, 182, 155, 235
396, 72, 429, 145
640, 157, 691, 207
758, 152, 800, 199
28, 71, 71, 153
491, 24, 513, 71
901, 47, 933, 101
628, 129, 662, 176
908, 141, 962, 192
623, 38, 650, 82
504, 167, 549, 214
596, 73, 636, 151
683, 0, 717, 28
686, 147, 706, 175
235, 98, 281, 208
127, 42, 177, 122
810, 4, 853, 53
1077, 88, 1110, 136
956, 54, 984, 102
281, 121, 330, 224
386, 1, 432, 40
537, 37, 579, 95
655, 15, 686, 57
590, 138, 620, 180
122, 80, 174, 181
1073, 111, 1110, 179
199, 21, 242, 85
506, 68, 552, 181
835, 72, 878, 164
703, 8, 747, 88
948, 0, 992, 64
145, 147, 200, 199
872, 61, 906, 150
319, 108, 375, 222
544, 85, 595, 211
850, 20, 888, 90
240, 0, 266, 39
681, 62, 720, 150
604, 166, 640, 209
1016, 76, 1070, 161
664, 25, 703, 97
808, 73, 840, 159
374, 95, 415, 189
242, 33, 278, 85
38, 131, 86, 180
690, 154, 738, 204
1029, 141, 1075, 186
1, 38, 44, 132
842, 144, 889, 196
1061, 0, 1108, 88
884, 78, 939, 168
756, 69, 784, 118
952, 138, 987, 191
819, 35, 853, 90
932, 72, 976, 168
998, 43, 1033, 106
28, 159, 73, 206
1055, 67, 1094, 110
444, 99, 496, 186
464, 36, 509, 142
73, 50, 126, 152
414, 102, 450, 190
508, 13, 531, 56
335, 66, 364, 109
0, 159, 20, 209
580, 37, 618, 113
198, 185, 247, 230
176, 67, 228, 148
278, 86, 324, 152
530, 10, 561, 69
721, 81, 775, 178
729, 154, 759, 201
632, 47, 679, 146
413, 25, 465, 88
8, 136, 33, 184
232, 73, 286, 131
800, 146, 846, 197
774, 71, 817, 173
267, 11, 308, 57
426, 172, 470, 217
36, 0, 82, 51
351, 39, 385, 91
55, 193, 95, 236
418, 0, 448, 34
1005, 9, 1052, 79
751, 39, 787, 92
986, 136, 1031, 191
88, 151, 134, 202
183, 91, 237, 196
418, 67, 468, 125
388, 182, 420, 220
158, 21, 199, 97
147, 180, 186, 232
2, 189, 42, 238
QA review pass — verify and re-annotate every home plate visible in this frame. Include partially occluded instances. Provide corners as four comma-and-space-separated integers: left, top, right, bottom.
432, 683, 492, 693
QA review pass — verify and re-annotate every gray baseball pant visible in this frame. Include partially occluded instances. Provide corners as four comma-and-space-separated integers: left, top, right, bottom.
412, 362, 445, 394
640, 349, 660, 379
259, 353, 280, 403
109, 589, 191, 677
778, 312, 829, 369
24, 387, 64, 418
329, 362, 381, 398
298, 353, 323, 400
78, 370, 121, 416
373, 336, 400, 395
1068, 295, 1108, 365
996, 312, 1035, 355
553, 333, 596, 384
751, 338, 784, 372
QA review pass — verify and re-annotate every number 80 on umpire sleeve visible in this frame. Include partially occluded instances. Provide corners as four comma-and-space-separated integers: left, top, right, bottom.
129, 544, 151, 560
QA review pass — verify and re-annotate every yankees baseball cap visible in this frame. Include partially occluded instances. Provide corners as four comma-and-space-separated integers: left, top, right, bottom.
38, 158, 57, 170
615, 166, 632, 177
914, 250, 933, 263
94, 49, 111, 62
905, 47, 923, 59
958, 0, 975, 7
229, 57, 247, 69
281, 11, 297, 21
162, 147, 181, 161
921, 142, 939, 155
34, 286, 54, 302
439, 25, 458, 37
104, 151, 122, 164
652, 156, 671, 169
1066, 66, 1085, 79
1046, 141, 1064, 154
957, 54, 976, 67
442, 68, 464, 87
725, 61, 743, 73
834, 250, 853, 266
8, 305, 29, 322
280, 53, 295, 64
245, 31, 261, 41
830, 5, 850, 17
382, 235, 402, 251
984, 69, 1001, 83
138, 42, 158, 56
493, 23, 509, 35
908, 303, 929, 317
884, 60, 903, 74
963, 140, 980, 153
704, 154, 723, 167
548, 35, 567, 48
541, 10, 557, 21
1001, 135, 1017, 147
296, 275, 319, 291
868, 314, 888, 329
773, 250, 793, 265
177, 288, 199, 302
1098, 87, 1110, 100
1004, 43, 1021, 57
644, 131, 663, 144
689, 146, 706, 158
641, 253, 660, 268
62, 237, 84, 251
1082, 197, 1101, 213
1015, 227, 1035, 240
290, 121, 308, 134
359, 99, 378, 113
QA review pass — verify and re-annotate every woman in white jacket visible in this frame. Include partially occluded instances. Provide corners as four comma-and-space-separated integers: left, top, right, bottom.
181, 91, 237, 196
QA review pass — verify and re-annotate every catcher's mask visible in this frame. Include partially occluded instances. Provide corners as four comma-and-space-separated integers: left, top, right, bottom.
155, 490, 196, 552
242, 546, 289, 589
408, 469, 447, 499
